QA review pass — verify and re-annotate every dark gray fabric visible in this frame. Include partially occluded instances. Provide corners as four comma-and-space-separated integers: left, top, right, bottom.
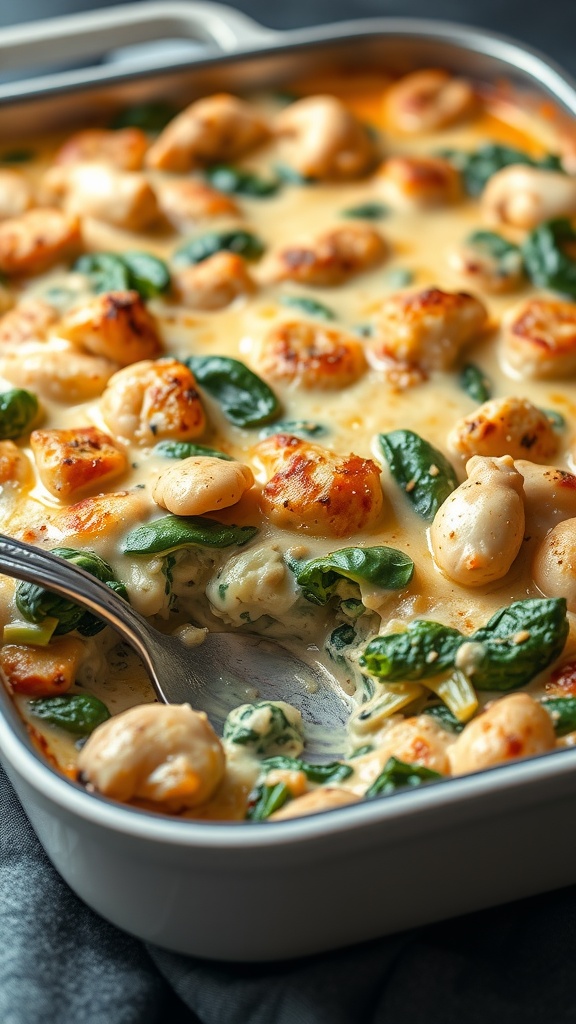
5, 757, 576, 1024
3, 2, 576, 1021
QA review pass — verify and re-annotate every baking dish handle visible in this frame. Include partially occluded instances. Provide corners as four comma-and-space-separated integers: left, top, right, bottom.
0, 1, 279, 75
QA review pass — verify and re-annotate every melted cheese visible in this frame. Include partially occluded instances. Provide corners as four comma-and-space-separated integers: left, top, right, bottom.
2, 77, 576, 819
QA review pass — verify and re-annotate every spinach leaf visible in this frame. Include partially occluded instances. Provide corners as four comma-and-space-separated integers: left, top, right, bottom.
247, 782, 291, 821
441, 144, 563, 196
421, 702, 464, 734
259, 418, 327, 440
280, 295, 336, 320
383, 268, 414, 288
0, 389, 38, 439
459, 363, 492, 404
541, 408, 566, 432
174, 230, 265, 266
223, 701, 303, 756
260, 755, 353, 785
467, 229, 521, 259
378, 429, 458, 521
294, 546, 414, 606
121, 252, 171, 298
521, 218, 576, 299
274, 163, 316, 185
541, 696, 576, 737
470, 598, 568, 691
16, 548, 128, 636
122, 515, 258, 555
0, 149, 34, 164
186, 355, 280, 428
74, 253, 130, 292
463, 230, 524, 286
74, 251, 171, 298
349, 744, 373, 758
110, 101, 176, 132
204, 165, 279, 197
341, 202, 389, 220
29, 694, 110, 736
361, 621, 464, 681
153, 440, 233, 461
361, 599, 568, 695
365, 756, 441, 798
326, 623, 358, 667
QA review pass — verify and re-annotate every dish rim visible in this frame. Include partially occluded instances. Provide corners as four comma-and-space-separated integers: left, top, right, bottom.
2, 9, 576, 846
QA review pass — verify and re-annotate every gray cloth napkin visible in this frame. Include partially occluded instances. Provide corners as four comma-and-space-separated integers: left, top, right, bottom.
3, 760, 576, 1024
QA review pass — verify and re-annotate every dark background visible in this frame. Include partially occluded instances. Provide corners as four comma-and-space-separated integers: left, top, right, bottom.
1, 0, 576, 77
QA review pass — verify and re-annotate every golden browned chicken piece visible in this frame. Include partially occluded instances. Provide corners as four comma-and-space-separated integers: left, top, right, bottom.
370, 286, 488, 373
274, 95, 376, 180
385, 69, 476, 133
174, 252, 255, 310
100, 358, 207, 445
54, 127, 149, 170
256, 319, 366, 389
146, 93, 269, 172
255, 434, 383, 536
502, 297, 576, 379
262, 224, 387, 286
0, 208, 80, 275
31, 425, 128, 499
58, 291, 163, 366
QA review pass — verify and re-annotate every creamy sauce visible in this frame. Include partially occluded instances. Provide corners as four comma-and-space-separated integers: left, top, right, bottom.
2, 76, 576, 819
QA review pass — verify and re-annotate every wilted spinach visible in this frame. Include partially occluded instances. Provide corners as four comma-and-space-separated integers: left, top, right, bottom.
293, 546, 414, 606
122, 515, 258, 555
378, 430, 458, 521
186, 355, 280, 428
365, 756, 442, 798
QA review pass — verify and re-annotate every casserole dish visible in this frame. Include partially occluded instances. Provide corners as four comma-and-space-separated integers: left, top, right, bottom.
2, 1, 576, 961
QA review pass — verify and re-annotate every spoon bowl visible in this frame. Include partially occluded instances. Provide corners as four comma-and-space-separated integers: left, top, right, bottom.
0, 535, 349, 757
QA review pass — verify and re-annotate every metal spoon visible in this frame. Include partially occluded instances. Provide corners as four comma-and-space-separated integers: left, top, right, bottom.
0, 535, 349, 757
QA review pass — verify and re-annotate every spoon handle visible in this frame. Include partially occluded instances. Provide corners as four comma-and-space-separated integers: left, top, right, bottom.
0, 534, 155, 669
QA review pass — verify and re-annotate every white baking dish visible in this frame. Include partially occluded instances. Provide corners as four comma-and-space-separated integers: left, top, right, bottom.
2, 2, 576, 962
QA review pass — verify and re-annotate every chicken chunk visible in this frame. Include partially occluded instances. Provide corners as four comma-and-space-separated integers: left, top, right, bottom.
0, 208, 80, 275
2, 348, 117, 403
145, 93, 269, 172
0, 169, 34, 220
370, 287, 488, 373
57, 290, 162, 366
262, 224, 387, 286
156, 178, 239, 232
31, 425, 128, 499
174, 252, 255, 310
100, 358, 206, 445
44, 162, 159, 232
385, 69, 476, 133
430, 455, 525, 587
0, 298, 58, 350
376, 155, 461, 208
448, 397, 558, 463
481, 165, 576, 230
256, 319, 366, 389
274, 95, 375, 180
502, 297, 576, 379
78, 703, 226, 808
153, 457, 253, 515
255, 433, 383, 537
0, 637, 85, 697
54, 127, 149, 170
